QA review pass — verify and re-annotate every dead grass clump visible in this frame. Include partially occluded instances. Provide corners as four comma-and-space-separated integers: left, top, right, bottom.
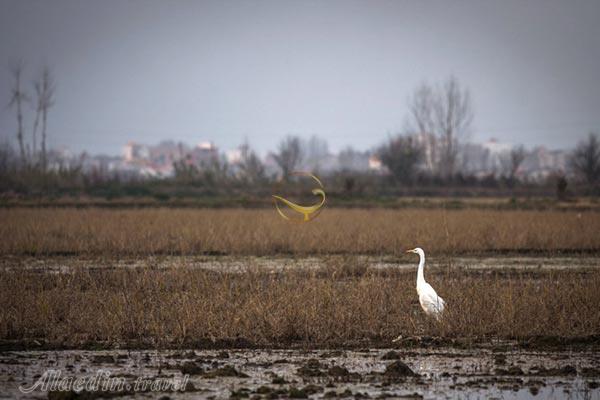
0, 266, 598, 348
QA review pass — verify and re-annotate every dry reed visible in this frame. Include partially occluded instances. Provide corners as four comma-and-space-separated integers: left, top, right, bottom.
1, 208, 599, 256
1, 263, 599, 348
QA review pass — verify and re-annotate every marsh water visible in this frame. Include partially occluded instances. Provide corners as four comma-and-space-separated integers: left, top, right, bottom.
2, 254, 599, 274
1, 347, 599, 399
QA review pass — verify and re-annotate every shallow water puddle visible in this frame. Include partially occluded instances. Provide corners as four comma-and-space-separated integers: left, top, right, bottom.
1, 348, 599, 399
2, 255, 599, 274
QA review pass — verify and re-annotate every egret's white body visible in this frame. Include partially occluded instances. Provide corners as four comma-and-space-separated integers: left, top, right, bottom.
408, 248, 445, 319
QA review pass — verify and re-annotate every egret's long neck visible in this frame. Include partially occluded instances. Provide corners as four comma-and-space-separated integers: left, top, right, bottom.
417, 253, 425, 286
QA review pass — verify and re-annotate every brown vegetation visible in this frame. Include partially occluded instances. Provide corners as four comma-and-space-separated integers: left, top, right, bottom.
1, 208, 599, 256
1, 262, 599, 348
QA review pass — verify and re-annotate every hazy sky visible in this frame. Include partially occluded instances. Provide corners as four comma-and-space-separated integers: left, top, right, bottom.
1, 0, 599, 156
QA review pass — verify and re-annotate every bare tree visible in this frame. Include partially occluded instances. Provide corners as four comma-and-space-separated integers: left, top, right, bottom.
8, 61, 29, 165
31, 78, 42, 161
569, 133, 600, 184
501, 145, 526, 182
378, 134, 424, 184
237, 141, 265, 184
0, 141, 18, 174
408, 83, 436, 171
35, 66, 56, 170
272, 136, 303, 179
406, 76, 473, 178
433, 76, 473, 177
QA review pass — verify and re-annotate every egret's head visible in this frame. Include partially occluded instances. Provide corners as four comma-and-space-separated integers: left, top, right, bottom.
406, 247, 425, 257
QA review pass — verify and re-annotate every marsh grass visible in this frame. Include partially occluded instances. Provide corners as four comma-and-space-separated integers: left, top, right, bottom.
1, 262, 598, 348
2, 208, 598, 349
1, 208, 599, 256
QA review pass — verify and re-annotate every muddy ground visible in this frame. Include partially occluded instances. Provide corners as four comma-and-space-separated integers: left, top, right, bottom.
1, 347, 599, 399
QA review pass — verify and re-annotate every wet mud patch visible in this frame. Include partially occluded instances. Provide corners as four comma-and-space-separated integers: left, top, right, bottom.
1, 348, 599, 399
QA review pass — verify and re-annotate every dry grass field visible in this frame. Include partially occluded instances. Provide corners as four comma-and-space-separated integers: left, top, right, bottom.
1, 207, 599, 350
2, 207, 600, 399
1, 261, 599, 349
1, 207, 600, 256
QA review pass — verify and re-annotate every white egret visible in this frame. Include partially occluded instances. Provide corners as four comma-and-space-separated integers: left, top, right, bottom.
406, 247, 445, 319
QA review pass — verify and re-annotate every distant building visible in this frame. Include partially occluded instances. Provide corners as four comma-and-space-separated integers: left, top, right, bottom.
189, 142, 219, 167
461, 138, 513, 176
226, 148, 243, 165
121, 139, 219, 178
197, 141, 214, 151
522, 146, 567, 180
368, 155, 382, 171
123, 141, 150, 162
337, 148, 371, 172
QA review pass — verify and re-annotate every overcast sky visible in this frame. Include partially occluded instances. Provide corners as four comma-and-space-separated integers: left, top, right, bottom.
1, 0, 599, 156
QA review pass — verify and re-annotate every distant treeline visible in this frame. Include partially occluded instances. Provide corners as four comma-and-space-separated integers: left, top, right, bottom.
1, 134, 599, 202
2, 70, 599, 202
0, 152, 597, 205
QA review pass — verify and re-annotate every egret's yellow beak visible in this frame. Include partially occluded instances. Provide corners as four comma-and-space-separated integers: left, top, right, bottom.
405, 249, 415, 253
